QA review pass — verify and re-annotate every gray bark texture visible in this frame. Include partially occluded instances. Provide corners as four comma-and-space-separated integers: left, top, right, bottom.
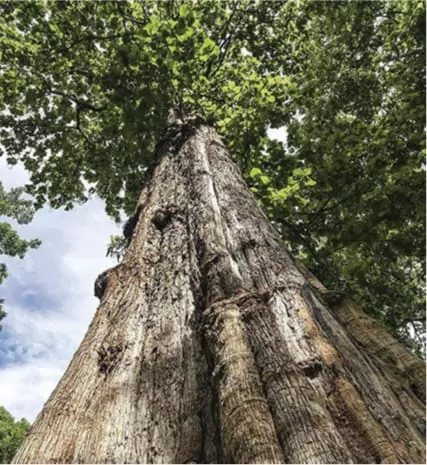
13, 113, 426, 464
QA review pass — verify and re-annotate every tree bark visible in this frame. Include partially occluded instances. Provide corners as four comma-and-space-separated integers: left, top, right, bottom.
13, 113, 426, 464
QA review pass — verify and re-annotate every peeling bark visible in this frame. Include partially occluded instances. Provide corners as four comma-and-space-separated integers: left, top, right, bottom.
13, 114, 426, 464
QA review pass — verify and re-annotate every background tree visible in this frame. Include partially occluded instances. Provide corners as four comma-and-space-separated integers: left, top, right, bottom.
0, 181, 40, 329
0, 183, 36, 461
0, 406, 30, 464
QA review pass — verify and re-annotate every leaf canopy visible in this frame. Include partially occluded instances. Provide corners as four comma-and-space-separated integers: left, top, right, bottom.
0, 0, 424, 352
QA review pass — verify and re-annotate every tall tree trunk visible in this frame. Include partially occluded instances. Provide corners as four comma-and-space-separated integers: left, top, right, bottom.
13, 112, 425, 464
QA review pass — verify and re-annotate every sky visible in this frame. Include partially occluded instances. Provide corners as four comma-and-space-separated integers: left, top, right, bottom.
0, 127, 286, 423
0, 161, 120, 422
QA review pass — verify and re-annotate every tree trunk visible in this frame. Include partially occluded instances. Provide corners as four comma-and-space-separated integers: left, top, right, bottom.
13, 112, 426, 464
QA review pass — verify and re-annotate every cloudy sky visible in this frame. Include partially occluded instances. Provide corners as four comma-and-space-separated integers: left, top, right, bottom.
0, 161, 121, 422
0, 128, 286, 424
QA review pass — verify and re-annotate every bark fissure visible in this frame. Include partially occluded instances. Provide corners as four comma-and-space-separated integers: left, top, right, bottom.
13, 115, 426, 464
204, 300, 284, 464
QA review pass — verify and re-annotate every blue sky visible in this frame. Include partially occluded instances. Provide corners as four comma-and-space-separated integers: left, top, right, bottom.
0, 127, 287, 423
0, 161, 120, 422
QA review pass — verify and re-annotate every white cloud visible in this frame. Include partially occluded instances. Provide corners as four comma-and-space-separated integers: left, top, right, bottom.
0, 360, 65, 422
0, 162, 121, 422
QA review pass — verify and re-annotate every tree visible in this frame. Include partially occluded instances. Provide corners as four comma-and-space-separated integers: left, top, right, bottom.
0, 181, 40, 329
0, 406, 30, 464
12, 109, 426, 463
0, 184, 35, 462
0, 0, 424, 463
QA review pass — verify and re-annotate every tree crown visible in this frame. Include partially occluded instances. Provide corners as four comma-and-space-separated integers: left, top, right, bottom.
0, 0, 424, 352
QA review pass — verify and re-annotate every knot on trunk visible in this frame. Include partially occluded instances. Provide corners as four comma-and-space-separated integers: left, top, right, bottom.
94, 266, 116, 300
97, 344, 124, 376
304, 280, 346, 308
152, 209, 172, 230
298, 359, 324, 379
321, 290, 346, 307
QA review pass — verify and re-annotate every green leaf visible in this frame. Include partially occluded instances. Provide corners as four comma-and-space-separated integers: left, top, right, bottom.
179, 4, 190, 18
249, 167, 262, 178
260, 175, 270, 185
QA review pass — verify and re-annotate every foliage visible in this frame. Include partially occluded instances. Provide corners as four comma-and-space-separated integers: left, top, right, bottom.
0, 406, 30, 463
0, 0, 424, 352
106, 234, 127, 262
246, 0, 426, 353
0, 182, 41, 329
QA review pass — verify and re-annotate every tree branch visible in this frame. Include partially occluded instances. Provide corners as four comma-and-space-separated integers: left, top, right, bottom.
206, 2, 246, 78
274, 217, 320, 263
46, 87, 105, 112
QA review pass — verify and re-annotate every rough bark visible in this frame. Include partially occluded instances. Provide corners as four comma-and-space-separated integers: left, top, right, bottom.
13, 112, 426, 464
